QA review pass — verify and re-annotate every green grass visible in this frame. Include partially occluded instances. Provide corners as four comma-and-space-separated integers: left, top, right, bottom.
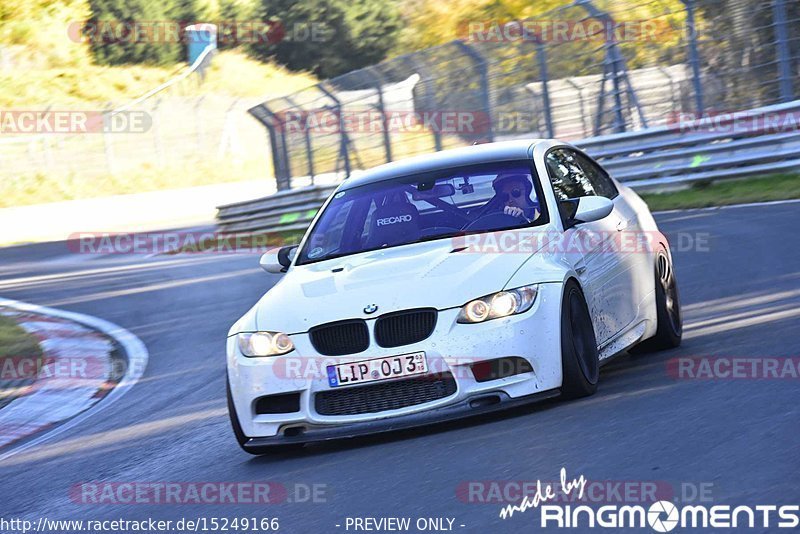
0, 51, 316, 108
639, 173, 800, 211
0, 314, 42, 359
0, 312, 44, 408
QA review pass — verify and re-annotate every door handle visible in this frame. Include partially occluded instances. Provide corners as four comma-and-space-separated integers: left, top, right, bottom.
616, 220, 628, 232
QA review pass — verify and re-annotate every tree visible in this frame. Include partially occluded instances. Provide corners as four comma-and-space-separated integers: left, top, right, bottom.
87, 0, 183, 65
249, 0, 401, 79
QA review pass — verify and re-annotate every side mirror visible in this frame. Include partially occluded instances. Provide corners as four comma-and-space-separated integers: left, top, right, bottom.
259, 245, 298, 274
562, 196, 613, 228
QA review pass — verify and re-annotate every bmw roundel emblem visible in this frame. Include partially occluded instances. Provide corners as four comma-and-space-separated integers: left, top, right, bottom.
364, 304, 378, 314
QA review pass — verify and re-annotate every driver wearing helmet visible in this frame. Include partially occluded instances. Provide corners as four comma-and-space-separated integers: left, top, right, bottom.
490, 173, 540, 221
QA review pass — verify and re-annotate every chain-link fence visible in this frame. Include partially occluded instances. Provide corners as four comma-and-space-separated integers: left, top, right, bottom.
249, 0, 800, 191
0, 49, 270, 206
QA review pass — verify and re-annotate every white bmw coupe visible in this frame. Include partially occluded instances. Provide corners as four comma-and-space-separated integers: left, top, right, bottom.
226, 140, 681, 454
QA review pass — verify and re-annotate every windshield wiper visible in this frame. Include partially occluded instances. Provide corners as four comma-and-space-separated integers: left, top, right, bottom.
417, 231, 466, 243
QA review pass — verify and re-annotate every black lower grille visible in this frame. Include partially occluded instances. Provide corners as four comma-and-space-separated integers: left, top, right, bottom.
315, 372, 457, 416
254, 392, 301, 414
309, 319, 369, 356
470, 357, 533, 383
374, 308, 437, 348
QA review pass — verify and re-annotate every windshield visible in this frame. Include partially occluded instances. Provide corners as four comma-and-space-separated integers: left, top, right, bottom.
296, 161, 548, 265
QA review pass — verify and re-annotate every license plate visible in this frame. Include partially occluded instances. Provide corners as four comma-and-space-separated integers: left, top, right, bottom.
326, 352, 427, 388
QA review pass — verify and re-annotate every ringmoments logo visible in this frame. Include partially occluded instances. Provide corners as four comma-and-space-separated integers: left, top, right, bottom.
499, 468, 800, 531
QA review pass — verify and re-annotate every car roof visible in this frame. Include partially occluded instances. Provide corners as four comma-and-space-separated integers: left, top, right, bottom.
338, 139, 552, 190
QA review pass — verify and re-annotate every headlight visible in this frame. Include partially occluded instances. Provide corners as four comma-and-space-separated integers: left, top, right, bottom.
457, 285, 538, 324
237, 331, 294, 357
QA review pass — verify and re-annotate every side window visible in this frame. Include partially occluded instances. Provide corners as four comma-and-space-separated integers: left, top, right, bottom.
576, 152, 618, 199
545, 148, 596, 200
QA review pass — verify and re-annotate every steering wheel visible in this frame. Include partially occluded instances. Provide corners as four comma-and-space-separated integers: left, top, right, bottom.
463, 212, 527, 232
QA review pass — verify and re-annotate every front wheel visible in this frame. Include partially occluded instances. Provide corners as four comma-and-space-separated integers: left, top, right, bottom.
560, 280, 600, 399
631, 248, 682, 354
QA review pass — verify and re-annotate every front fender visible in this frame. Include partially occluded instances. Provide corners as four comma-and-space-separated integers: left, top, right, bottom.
503, 251, 576, 290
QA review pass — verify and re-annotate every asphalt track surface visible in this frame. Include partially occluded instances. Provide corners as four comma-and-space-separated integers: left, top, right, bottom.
0, 203, 798, 534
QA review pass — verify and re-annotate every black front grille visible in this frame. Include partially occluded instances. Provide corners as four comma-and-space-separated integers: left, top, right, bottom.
374, 308, 437, 348
315, 372, 457, 416
309, 319, 369, 356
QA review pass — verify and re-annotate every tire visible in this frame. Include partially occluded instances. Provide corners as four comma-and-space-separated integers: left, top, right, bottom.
560, 279, 600, 399
631, 247, 682, 354
226, 376, 304, 455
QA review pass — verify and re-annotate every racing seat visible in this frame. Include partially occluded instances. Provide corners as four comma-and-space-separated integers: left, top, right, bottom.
365, 194, 421, 249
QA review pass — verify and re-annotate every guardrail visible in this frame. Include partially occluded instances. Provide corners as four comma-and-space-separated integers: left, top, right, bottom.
217, 99, 800, 235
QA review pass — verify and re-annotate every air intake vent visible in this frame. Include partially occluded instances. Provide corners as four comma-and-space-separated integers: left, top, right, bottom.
254, 392, 301, 414
470, 357, 533, 383
315, 372, 456, 416
309, 319, 369, 356
374, 308, 437, 348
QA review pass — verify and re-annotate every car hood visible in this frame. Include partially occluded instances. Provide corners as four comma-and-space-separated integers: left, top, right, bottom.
255, 229, 553, 332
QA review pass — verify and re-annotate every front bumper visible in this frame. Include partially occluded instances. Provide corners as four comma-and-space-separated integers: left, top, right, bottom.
227, 282, 564, 443
243, 389, 560, 449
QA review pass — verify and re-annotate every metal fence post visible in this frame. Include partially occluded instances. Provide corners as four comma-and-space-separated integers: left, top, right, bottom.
247, 103, 291, 191
285, 96, 314, 182
317, 83, 351, 179
271, 111, 292, 188
682, 0, 705, 115
454, 41, 494, 142
366, 67, 392, 163
406, 56, 442, 152
535, 39, 555, 138
610, 45, 626, 133
771, 0, 795, 103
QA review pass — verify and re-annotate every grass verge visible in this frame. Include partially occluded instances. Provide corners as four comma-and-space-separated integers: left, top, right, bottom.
640, 173, 800, 211
0, 312, 44, 409
0, 51, 316, 108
